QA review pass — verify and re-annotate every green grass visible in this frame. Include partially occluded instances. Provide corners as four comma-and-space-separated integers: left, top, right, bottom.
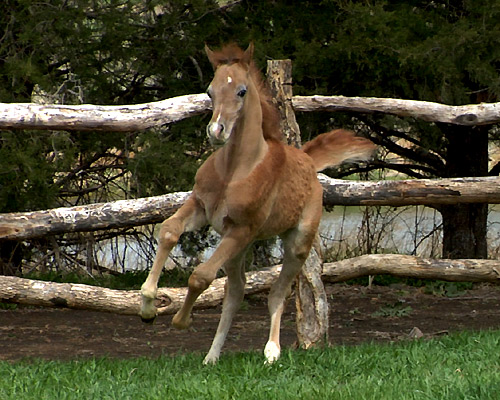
2, 330, 500, 399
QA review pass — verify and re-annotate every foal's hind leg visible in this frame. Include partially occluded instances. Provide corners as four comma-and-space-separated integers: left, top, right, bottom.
140, 196, 206, 322
203, 249, 248, 364
264, 227, 315, 363
265, 188, 322, 363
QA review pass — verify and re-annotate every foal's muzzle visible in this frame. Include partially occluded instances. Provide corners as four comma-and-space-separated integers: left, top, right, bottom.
207, 121, 228, 146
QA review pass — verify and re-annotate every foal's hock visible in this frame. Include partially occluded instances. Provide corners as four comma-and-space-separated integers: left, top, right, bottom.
139, 43, 376, 364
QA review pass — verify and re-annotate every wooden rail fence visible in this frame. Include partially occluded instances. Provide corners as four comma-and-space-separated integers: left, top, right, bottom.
1, 59, 500, 348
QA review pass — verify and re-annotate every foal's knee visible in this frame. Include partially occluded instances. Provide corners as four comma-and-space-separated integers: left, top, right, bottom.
188, 268, 216, 293
291, 241, 313, 263
292, 230, 316, 262
158, 219, 182, 248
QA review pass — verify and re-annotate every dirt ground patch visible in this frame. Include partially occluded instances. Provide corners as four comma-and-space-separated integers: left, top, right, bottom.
2, 283, 500, 362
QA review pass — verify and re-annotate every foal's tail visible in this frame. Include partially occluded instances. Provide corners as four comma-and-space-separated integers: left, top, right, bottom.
302, 129, 376, 172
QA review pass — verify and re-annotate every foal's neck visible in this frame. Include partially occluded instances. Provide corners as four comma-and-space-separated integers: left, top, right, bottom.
216, 85, 268, 182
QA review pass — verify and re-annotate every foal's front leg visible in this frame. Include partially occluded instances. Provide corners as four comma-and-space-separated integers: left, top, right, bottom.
172, 226, 253, 331
140, 196, 206, 322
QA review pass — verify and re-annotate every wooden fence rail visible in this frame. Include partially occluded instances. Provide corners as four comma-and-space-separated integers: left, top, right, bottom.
0, 94, 211, 131
1, 95, 500, 132
2, 175, 500, 241
292, 96, 500, 126
1, 254, 499, 315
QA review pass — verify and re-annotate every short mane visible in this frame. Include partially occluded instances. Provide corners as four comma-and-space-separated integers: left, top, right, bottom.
209, 43, 282, 142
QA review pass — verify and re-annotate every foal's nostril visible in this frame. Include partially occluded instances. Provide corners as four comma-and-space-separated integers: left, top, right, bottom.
213, 124, 224, 137
207, 121, 226, 144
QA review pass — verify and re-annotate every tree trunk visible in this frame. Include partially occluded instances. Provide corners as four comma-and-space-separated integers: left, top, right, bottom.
267, 59, 328, 348
439, 124, 489, 258
0, 241, 24, 276
441, 204, 488, 258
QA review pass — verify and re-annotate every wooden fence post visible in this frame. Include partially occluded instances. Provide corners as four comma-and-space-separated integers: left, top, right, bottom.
267, 59, 329, 349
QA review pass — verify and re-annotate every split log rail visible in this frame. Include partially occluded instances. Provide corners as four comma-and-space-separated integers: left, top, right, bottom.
1, 94, 499, 132
1, 255, 498, 317
3, 175, 500, 241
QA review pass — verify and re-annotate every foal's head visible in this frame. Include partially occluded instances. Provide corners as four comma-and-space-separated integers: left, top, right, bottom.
204, 43, 281, 146
205, 43, 255, 146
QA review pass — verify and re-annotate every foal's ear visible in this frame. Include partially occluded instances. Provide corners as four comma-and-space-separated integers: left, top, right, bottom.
242, 42, 254, 65
205, 44, 218, 69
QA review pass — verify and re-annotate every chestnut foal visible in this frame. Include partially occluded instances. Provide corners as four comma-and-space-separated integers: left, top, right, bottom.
140, 43, 375, 364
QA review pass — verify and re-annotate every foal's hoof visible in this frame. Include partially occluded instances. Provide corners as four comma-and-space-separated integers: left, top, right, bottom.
203, 354, 219, 365
172, 312, 192, 330
141, 315, 157, 325
264, 341, 281, 364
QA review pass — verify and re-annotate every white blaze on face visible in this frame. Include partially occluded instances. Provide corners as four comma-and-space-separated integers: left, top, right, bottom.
210, 113, 222, 135
227, 76, 232, 84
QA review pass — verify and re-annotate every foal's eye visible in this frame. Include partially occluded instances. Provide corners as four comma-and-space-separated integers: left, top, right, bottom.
237, 88, 247, 98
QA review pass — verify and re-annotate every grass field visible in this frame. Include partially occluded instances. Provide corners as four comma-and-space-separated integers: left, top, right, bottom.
2, 329, 500, 400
